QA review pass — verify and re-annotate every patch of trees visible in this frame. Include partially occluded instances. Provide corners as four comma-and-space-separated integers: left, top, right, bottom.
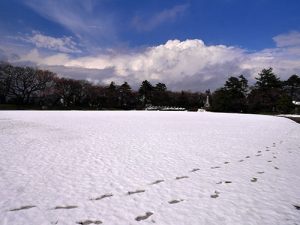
0, 64, 55, 105
0, 62, 206, 110
211, 68, 300, 114
211, 75, 248, 112
1, 62, 299, 113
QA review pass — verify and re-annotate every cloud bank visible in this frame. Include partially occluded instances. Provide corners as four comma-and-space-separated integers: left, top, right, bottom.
2, 31, 300, 91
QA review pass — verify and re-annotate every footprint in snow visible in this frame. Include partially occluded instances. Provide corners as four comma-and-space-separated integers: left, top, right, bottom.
217, 181, 232, 184
255, 154, 262, 157
274, 166, 279, 170
90, 193, 113, 201
245, 156, 250, 159
77, 220, 102, 225
257, 150, 262, 153
251, 178, 258, 182
293, 205, 300, 210
224, 161, 230, 164
190, 168, 200, 172
273, 156, 277, 159
267, 160, 272, 163
9, 205, 36, 211
210, 191, 220, 198
127, 190, 145, 195
257, 171, 265, 174
135, 212, 153, 221
52, 205, 78, 210
150, 180, 164, 185
265, 149, 270, 152
211, 166, 221, 169
168, 199, 184, 204
238, 159, 244, 162
175, 176, 189, 180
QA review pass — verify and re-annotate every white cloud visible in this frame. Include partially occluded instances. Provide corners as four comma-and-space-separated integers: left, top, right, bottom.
8, 32, 300, 91
132, 4, 189, 31
273, 31, 300, 48
20, 49, 70, 66
22, 39, 244, 82
23, 32, 81, 53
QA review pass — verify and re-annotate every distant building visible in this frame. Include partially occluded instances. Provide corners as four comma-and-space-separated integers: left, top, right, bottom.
292, 101, 300, 114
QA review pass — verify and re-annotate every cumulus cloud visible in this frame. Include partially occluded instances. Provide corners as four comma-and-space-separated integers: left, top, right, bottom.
132, 4, 189, 31
23, 32, 81, 53
8, 32, 300, 91
17, 40, 245, 89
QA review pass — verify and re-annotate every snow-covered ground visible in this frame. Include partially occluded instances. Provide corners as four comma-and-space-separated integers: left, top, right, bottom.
0, 111, 300, 225
278, 114, 300, 118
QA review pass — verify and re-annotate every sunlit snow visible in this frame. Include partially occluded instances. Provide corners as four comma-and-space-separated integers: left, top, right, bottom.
0, 111, 300, 225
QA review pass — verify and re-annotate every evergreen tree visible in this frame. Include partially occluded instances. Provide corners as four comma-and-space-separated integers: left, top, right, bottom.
255, 68, 281, 89
152, 82, 169, 106
105, 82, 119, 108
138, 80, 153, 106
211, 75, 248, 112
118, 82, 133, 109
248, 68, 283, 113
283, 74, 300, 100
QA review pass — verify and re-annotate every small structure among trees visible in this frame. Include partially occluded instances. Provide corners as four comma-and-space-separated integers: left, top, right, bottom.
292, 101, 300, 114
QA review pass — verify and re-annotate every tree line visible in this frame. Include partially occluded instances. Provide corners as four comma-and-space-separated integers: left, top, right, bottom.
211, 68, 300, 114
0, 63, 206, 110
0, 62, 299, 113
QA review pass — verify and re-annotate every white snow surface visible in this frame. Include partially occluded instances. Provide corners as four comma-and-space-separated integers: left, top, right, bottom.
278, 114, 300, 118
0, 111, 300, 225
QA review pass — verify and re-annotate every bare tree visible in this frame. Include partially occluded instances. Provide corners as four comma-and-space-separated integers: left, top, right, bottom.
0, 63, 13, 103
8, 66, 55, 104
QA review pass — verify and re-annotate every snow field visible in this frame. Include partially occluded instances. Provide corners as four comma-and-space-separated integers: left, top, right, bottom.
0, 111, 300, 225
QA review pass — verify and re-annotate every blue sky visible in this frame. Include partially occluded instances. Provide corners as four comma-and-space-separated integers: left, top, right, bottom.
1, 0, 300, 90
